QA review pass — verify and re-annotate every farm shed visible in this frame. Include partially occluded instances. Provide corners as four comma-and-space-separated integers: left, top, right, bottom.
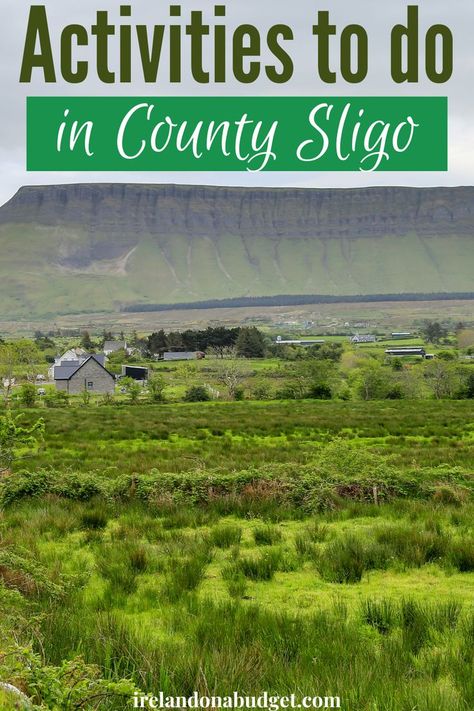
385, 348, 426, 358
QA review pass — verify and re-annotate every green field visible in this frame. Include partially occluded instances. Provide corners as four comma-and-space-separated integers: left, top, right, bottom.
12, 400, 474, 473
1, 400, 474, 709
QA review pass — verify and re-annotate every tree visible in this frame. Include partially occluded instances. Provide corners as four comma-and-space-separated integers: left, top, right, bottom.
464, 372, 474, 399
236, 327, 266, 358
0, 341, 41, 405
0, 412, 44, 475
120, 377, 142, 404
101, 330, 113, 346
354, 359, 392, 401
19, 383, 37, 407
80, 331, 94, 350
215, 353, 248, 399
307, 342, 344, 363
421, 320, 448, 344
425, 360, 460, 399
148, 374, 166, 403
287, 360, 339, 399
147, 330, 168, 355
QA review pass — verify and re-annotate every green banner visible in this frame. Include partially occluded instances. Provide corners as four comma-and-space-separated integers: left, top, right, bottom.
27, 96, 447, 172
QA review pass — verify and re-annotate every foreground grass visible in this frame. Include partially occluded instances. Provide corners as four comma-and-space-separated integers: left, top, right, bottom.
1, 496, 474, 710
0, 400, 473, 709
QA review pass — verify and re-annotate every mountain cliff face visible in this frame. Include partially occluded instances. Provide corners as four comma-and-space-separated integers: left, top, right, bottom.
0, 183, 473, 319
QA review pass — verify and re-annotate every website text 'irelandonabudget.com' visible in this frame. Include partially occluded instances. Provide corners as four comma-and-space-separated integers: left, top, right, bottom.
133, 692, 342, 710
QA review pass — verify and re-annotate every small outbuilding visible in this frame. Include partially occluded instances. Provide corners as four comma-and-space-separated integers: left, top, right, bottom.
385, 348, 426, 358
121, 365, 149, 381
54, 356, 115, 395
163, 352, 205, 361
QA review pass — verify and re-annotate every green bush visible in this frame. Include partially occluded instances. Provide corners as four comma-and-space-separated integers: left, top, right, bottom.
184, 386, 211, 402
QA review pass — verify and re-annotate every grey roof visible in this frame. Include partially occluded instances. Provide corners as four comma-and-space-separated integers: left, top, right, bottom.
54, 355, 112, 381
163, 351, 197, 360
91, 353, 106, 366
54, 365, 81, 380
104, 341, 126, 351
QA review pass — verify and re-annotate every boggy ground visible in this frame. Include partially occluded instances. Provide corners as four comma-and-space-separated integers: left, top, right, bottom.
0, 401, 473, 710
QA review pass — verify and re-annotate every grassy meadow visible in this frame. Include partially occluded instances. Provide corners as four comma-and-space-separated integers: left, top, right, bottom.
0, 399, 474, 710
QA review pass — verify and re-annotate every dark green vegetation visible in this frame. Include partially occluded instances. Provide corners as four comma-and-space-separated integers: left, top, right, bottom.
1, 183, 474, 319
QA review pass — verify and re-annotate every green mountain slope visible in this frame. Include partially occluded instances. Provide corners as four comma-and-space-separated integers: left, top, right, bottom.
0, 183, 473, 319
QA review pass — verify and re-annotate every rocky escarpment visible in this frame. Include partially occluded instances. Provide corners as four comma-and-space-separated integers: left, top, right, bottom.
0, 183, 473, 318
3, 183, 474, 239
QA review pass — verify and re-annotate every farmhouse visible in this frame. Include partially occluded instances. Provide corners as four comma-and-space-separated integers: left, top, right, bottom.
48, 349, 107, 379
103, 340, 129, 356
54, 355, 115, 394
350, 334, 377, 344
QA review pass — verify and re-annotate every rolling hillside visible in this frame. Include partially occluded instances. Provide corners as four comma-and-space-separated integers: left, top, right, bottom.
0, 183, 473, 319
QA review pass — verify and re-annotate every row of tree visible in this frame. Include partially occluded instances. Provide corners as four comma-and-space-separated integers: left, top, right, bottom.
147, 326, 266, 358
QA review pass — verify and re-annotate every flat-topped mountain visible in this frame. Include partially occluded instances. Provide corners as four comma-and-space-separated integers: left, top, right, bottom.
0, 183, 473, 318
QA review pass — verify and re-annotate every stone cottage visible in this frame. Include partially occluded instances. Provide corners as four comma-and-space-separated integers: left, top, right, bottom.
54, 355, 115, 395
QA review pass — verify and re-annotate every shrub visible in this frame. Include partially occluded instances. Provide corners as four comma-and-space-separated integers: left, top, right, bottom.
184, 386, 211, 402
210, 524, 242, 548
19, 383, 37, 407
45, 391, 69, 408
148, 375, 166, 403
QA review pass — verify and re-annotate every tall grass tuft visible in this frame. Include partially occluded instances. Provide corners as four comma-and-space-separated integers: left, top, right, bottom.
253, 525, 282, 546
210, 524, 243, 548
316, 535, 376, 583
362, 598, 398, 635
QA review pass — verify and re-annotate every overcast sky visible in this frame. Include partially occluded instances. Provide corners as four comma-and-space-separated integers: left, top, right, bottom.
1, 0, 473, 205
